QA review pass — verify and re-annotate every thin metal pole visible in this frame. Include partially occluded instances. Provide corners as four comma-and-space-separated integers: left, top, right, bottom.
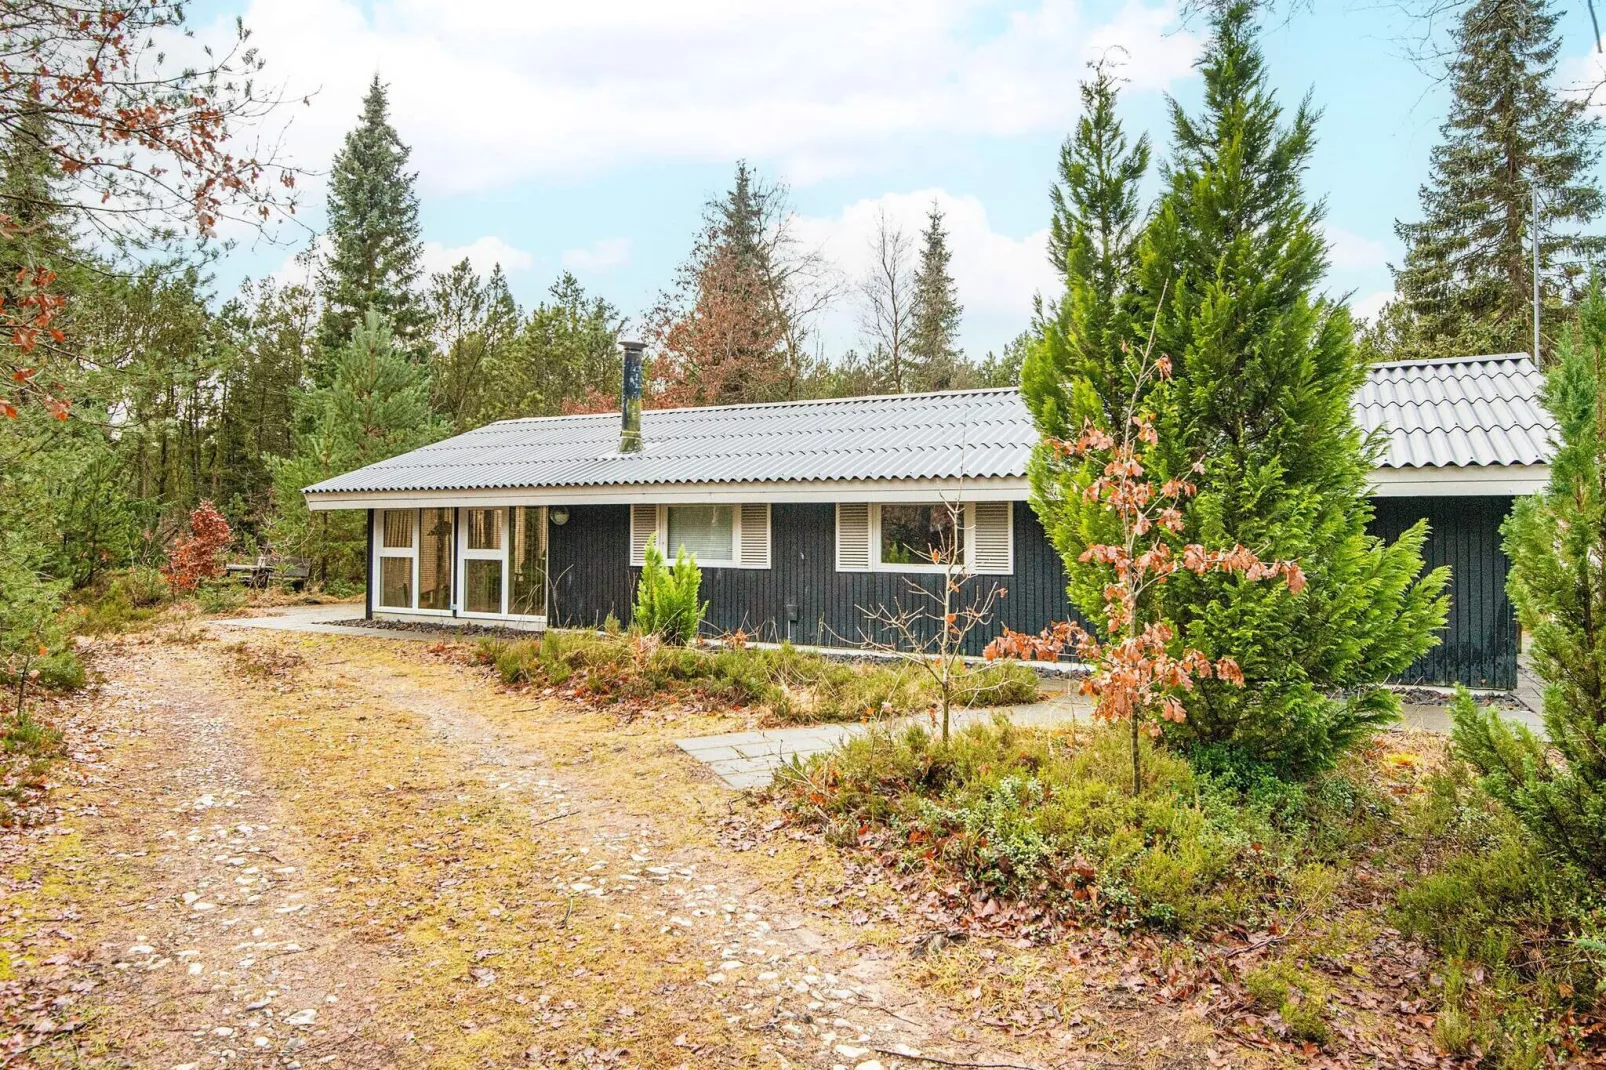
1534, 184, 1541, 362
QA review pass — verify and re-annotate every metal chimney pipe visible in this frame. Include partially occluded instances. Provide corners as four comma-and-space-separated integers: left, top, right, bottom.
619, 340, 645, 453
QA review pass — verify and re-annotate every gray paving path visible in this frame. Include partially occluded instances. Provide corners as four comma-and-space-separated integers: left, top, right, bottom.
211, 603, 450, 641
676, 691, 1087, 789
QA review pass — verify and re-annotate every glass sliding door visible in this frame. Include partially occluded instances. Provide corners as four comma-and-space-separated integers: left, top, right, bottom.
418, 508, 454, 611
461, 507, 506, 615
509, 506, 547, 617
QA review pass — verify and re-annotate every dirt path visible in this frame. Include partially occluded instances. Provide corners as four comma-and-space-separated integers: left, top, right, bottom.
6, 629, 1216, 1069
3, 640, 402, 1068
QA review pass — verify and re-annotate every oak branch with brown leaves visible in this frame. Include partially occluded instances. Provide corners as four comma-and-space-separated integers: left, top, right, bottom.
0, 0, 301, 419
986, 342, 1304, 794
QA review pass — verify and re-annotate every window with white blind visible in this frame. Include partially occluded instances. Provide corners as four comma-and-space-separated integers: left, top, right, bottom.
629, 504, 771, 569
667, 504, 735, 564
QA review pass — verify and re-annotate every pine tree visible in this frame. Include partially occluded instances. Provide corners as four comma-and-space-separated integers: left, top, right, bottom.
271, 311, 441, 583
1021, 59, 1153, 620
425, 259, 520, 430
1452, 276, 1606, 877
1135, 2, 1448, 776
482, 273, 621, 419
909, 203, 963, 391
1388, 0, 1603, 359
317, 77, 426, 364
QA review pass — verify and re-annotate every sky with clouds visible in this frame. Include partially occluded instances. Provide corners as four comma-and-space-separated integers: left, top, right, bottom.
190, 0, 1606, 360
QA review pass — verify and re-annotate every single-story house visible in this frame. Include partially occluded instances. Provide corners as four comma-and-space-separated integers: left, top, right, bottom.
303, 346, 1554, 689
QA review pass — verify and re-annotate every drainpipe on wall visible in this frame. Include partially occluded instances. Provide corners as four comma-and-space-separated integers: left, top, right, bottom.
619, 340, 645, 453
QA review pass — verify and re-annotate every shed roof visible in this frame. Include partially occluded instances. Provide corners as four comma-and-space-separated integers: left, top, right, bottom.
1355, 353, 1555, 469
304, 354, 1554, 498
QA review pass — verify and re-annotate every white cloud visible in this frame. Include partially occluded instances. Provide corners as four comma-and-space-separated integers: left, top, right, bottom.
1324, 224, 1388, 272
1349, 288, 1393, 323
420, 236, 535, 277
562, 238, 633, 273
193, 0, 1201, 195
794, 188, 1056, 357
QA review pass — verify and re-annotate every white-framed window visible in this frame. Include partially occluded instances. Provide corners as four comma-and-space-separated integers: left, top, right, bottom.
460, 507, 507, 616
836, 500, 1014, 575
374, 508, 455, 614
376, 509, 415, 609
455, 506, 548, 620
629, 503, 771, 569
874, 502, 965, 573
667, 504, 736, 565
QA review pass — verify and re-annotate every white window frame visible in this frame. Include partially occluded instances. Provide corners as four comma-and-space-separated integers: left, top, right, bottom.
458, 506, 510, 620
870, 501, 974, 575
374, 508, 418, 611
635, 504, 769, 570
373, 508, 456, 616
664, 503, 740, 568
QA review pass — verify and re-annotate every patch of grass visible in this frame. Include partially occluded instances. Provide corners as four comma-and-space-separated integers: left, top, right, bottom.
1390, 775, 1604, 1066
1, 706, 67, 825
219, 632, 793, 1067
476, 631, 1040, 724
1243, 958, 1331, 1045
771, 718, 1336, 934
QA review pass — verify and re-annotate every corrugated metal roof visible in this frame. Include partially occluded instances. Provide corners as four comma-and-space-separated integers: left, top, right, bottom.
1356, 353, 1555, 469
306, 355, 1555, 497
305, 388, 1038, 495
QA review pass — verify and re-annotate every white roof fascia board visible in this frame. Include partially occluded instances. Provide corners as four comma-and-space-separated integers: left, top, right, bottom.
1368, 463, 1549, 497
305, 476, 1033, 512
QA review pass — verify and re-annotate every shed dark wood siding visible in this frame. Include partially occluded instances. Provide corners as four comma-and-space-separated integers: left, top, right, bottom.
1367, 495, 1516, 689
548, 502, 1071, 656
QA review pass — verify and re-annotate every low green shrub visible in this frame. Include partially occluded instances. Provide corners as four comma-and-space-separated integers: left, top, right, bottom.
113, 566, 168, 609
70, 567, 171, 635
1391, 768, 1604, 1067
476, 632, 1041, 724
632, 540, 706, 644
194, 581, 248, 614
772, 719, 1326, 933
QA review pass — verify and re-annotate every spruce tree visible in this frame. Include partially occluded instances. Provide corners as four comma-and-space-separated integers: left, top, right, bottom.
1135, 2, 1447, 776
272, 310, 441, 583
1022, 60, 1152, 615
317, 76, 427, 364
1452, 276, 1606, 877
909, 203, 963, 391
1388, 0, 1603, 358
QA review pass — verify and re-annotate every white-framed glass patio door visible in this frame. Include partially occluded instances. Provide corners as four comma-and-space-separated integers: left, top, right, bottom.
456, 506, 547, 622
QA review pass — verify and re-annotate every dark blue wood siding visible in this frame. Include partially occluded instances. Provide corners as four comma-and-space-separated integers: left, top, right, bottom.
1367, 495, 1517, 689
548, 502, 1071, 656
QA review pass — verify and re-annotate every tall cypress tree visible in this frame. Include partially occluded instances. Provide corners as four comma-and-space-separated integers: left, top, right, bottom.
318, 76, 426, 364
909, 203, 963, 391
1452, 276, 1606, 877
1135, 2, 1448, 776
1022, 61, 1152, 615
1387, 0, 1603, 358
